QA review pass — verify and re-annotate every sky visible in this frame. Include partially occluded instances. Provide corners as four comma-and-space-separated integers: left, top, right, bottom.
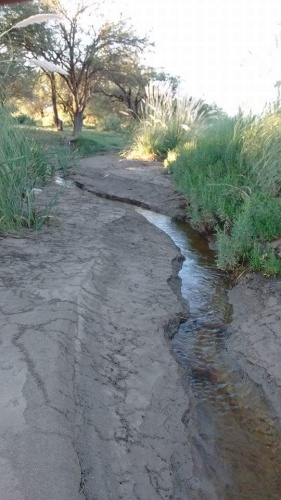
111, 0, 281, 115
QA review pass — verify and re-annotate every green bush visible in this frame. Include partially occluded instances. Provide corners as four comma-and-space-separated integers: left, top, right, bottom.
14, 114, 37, 126
96, 115, 123, 132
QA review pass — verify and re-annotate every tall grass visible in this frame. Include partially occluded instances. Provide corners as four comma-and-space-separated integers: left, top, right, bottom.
241, 109, 281, 195
125, 81, 216, 160
0, 12, 72, 231
170, 110, 281, 275
0, 107, 57, 231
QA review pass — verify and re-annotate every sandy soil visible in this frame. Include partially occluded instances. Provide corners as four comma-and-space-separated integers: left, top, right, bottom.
0, 153, 280, 500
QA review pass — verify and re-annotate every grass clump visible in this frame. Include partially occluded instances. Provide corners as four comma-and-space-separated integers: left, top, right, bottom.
241, 108, 281, 195
0, 108, 60, 231
14, 113, 37, 126
125, 81, 216, 160
170, 111, 281, 275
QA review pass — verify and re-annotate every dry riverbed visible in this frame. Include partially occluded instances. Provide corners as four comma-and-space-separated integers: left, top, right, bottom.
0, 154, 280, 499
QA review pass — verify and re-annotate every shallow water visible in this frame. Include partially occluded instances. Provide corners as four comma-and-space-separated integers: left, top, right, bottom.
137, 208, 281, 500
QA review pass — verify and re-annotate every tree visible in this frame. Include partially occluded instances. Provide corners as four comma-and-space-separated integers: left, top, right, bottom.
95, 57, 152, 119
153, 71, 181, 96
0, 56, 37, 106
47, 1, 151, 134
95, 60, 180, 120
0, 0, 151, 135
0, 1, 63, 125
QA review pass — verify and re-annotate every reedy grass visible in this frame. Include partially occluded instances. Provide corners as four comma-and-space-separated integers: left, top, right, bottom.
125, 81, 216, 160
0, 108, 61, 231
170, 111, 281, 275
241, 110, 281, 195
0, 12, 78, 231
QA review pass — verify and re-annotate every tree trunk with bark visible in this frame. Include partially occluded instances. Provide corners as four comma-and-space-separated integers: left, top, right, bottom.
73, 110, 84, 136
49, 72, 61, 130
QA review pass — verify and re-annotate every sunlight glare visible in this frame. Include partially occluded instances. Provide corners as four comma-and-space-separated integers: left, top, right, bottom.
118, 0, 281, 114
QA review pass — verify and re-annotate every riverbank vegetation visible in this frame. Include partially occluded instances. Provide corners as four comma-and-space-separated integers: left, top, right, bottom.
0, 106, 62, 231
126, 84, 281, 275
125, 81, 214, 160
169, 111, 281, 275
0, 112, 128, 232
0, 0, 146, 231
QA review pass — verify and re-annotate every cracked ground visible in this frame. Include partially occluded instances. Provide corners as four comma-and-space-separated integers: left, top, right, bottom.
0, 157, 208, 500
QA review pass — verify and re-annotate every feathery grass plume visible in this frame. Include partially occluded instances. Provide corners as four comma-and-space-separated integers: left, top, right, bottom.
13, 14, 63, 29
125, 81, 216, 160
29, 58, 67, 76
0, 12, 63, 40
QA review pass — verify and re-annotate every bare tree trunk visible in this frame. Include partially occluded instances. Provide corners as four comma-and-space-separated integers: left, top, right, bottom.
49, 72, 61, 130
73, 110, 84, 136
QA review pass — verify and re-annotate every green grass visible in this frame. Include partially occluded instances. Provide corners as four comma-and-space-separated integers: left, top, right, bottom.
76, 130, 128, 157
22, 126, 128, 158
0, 119, 128, 232
170, 112, 281, 276
17, 125, 79, 179
0, 109, 59, 231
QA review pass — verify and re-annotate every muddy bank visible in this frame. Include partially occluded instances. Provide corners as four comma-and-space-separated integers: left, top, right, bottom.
228, 274, 281, 419
0, 170, 216, 499
74, 155, 281, 424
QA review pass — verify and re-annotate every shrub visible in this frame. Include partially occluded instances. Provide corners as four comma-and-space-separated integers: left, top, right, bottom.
14, 113, 37, 126
96, 115, 123, 132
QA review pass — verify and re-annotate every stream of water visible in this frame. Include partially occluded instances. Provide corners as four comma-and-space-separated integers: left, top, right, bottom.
137, 208, 281, 500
